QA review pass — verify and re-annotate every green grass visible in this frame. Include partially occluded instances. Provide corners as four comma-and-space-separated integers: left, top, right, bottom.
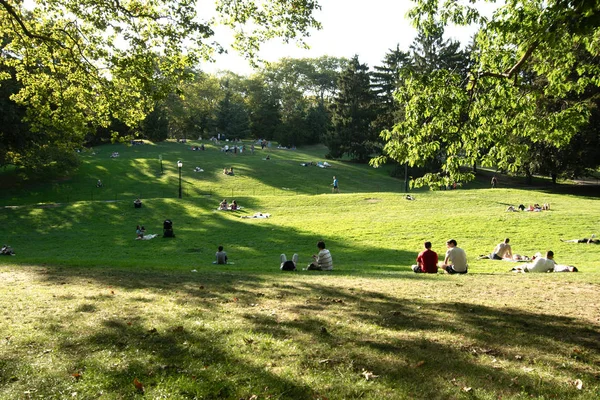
1, 141, 600, 399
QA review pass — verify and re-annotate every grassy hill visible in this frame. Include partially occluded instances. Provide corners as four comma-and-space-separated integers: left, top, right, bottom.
1, 140, 599, 399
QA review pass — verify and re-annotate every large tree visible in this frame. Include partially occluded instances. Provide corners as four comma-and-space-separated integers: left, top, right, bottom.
326, 55, 377, 161
373, 0, 600, 188
0, 0, 321, 171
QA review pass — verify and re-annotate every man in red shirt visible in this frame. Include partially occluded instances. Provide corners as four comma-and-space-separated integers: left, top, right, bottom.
412, 241, 438, 273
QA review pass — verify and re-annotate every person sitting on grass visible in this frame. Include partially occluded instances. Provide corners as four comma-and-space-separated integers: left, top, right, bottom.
406, 195, 415, 201
280, 253, 298, 271
478, 238, 513, 260
135, 225, 145, 240
219, 199, 228, 210
306, 240, 333, 271
440, 239, 468, 274
134, 198, 142, 208
561, 234, 599, 244
214, 245, 228, 264
511, 251, 556, 273
230, 200, 238, 211
412, 241, 438, 273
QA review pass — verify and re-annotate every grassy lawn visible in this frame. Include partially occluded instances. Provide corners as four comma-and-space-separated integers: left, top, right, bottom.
1, 141, 599, 399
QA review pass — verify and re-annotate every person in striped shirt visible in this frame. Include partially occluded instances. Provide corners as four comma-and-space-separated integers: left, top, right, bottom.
306, 240, 333, 271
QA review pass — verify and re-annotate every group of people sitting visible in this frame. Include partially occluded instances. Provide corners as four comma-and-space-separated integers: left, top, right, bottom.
411, 237, 580, 274
190, 144, 205, 151
222, 167, 234, 175
218, 199, 239, 211
110, 152, 120, 158
212, 240, 334, 271
506, 203, 550, 212
1, 244, 15, 256
411, 239, 468, 274
279, 241, 334, 271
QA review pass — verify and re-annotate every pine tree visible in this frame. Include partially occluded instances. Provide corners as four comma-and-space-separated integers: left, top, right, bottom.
327, 56, 377, 162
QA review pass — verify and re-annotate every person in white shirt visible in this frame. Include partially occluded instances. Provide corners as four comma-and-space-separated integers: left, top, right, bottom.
512, 251, 556, 273
440, 239, 468, 274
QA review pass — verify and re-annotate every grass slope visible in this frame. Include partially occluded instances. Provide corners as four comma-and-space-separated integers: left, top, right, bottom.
0, 141, 599, 399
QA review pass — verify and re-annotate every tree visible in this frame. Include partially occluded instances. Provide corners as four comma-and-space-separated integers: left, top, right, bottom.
246, 77, 282, 140
326, 55, 377, 161
373, 0, 600, 187
216, 81, 250, 139
0, 0, 321, 172
371, 45, 412, 137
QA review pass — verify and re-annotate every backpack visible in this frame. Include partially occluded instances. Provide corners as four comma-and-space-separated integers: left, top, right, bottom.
280, 260, 296, 271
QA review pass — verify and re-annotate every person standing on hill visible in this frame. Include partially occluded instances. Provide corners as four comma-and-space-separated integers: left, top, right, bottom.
491, 175, 498, 188
331, 176, 339, 193
412, 241, 438, 273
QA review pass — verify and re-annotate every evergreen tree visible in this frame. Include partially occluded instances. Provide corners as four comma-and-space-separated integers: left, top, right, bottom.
216, 84, 250, 140
327, 56, 377, 162
409, 24, 469, 77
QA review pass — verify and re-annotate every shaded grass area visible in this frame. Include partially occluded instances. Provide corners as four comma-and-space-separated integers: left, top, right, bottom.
0, 267, 599, 399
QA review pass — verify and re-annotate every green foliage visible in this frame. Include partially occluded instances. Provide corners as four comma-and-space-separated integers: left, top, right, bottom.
327, 56, 377, 162
0, 0, 321, 172
376, 0, 600, 188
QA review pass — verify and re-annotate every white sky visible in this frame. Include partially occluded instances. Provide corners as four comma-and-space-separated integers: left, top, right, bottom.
200, 0, 483, 75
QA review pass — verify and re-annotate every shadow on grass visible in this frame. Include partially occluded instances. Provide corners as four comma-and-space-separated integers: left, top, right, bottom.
3, 267, 598, 399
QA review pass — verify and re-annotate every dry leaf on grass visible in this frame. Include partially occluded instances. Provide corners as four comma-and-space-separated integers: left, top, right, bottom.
361, 369, 379, 380
462, 387, 472, 392
71, 372, 82, 380
413, 360, 425, 368
572, 379, 583, 390
133, 378, 144, 392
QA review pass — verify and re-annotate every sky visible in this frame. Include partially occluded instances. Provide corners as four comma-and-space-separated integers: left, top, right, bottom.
200, 0, 482, 75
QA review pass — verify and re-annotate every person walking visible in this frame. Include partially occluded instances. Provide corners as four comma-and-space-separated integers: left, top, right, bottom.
332, 176, 339, 193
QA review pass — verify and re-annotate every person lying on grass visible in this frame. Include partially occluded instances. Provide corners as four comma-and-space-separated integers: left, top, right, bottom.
1, 244, 15, 255
305, 240, 333, 271
280, 253, 298, 271
478, 238, 513, 260
561, 234, 599, 244
511, 251, 556, 272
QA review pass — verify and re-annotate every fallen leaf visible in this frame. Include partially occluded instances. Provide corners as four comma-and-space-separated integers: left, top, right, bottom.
110, 291, 115, 295
133, 378, 144, 392
361, 369, 379, 380
572, 379, 583, 390
71, 372, 82, 380
233, 297, 238, 302
249, 395, 258, 400
514, 355, 523, 360
414, 360, 425, 368
462, 386, 472, 392
127, 322, 132, 326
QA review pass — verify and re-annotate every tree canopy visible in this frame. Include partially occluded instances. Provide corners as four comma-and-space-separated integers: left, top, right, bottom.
0, 0, 321, 170
373, 0, 600, 188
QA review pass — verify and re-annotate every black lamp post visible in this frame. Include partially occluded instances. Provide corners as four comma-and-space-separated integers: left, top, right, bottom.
177, 160, 183, 198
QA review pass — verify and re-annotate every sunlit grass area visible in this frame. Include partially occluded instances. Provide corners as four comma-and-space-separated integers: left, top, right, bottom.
1, 141, 599, 399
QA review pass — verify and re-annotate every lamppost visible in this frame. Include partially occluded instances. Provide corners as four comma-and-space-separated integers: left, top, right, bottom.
177, 160, 183, 198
